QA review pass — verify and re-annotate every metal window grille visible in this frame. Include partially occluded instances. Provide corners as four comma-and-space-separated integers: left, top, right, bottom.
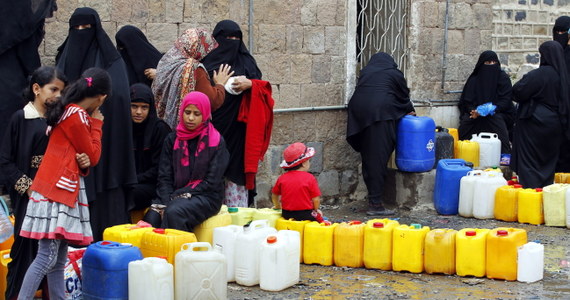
356, 0, 409, 75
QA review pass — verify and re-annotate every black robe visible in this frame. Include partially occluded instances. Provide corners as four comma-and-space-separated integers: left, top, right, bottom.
458, 50, 515, 153
130, 84, 171, 211
115, 25, 162, 87
553, 16, 570, 172
0, 105, 47, 299
157, 134, 229, 231
346, 52, 414, 208
512, 41, 570, 188
0, 0, 56, 153
56, 7, 137, 241
202, 20, 262, 192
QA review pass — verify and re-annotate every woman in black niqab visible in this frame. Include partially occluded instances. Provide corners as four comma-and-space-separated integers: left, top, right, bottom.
552, 16, 570, 172
346, 52, 414, 216
201, 20, 262, 206
56, 7, 137, 241
0, 0, 57, 149
512, 40, 570, 188
116, 25, 163, 87
458, 50, 515, 153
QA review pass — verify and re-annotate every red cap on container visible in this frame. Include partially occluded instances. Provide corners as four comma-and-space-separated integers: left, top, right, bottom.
267, 236, 277, 244
535, 188, 543, 192
323, 221, 332, 226
157, 256, 168, 260
511, 176, 517, 180
373, 222, 384, 228
513, 184, 523, 188
497, 230, 508, 236
100, 241, 112, 245
153, 228, 165, 234
465, 230, 476, 236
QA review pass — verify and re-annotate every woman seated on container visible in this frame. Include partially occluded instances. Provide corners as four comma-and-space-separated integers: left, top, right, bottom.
152, 91, 229, 232
512, 41, 570, 188
458, 50, 515, 153
152, 28, 233, 128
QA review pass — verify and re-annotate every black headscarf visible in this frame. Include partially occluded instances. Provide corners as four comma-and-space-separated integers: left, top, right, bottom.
553, 16, 570, 49
540, 40, 570, 136
201, 20, 263, 186
56, 7, 121, 81
346, 52, 414, 151
116, 25, 162, 87
458, 50, 511, 114
201, 20, 262, 79
131, 83, 160, 152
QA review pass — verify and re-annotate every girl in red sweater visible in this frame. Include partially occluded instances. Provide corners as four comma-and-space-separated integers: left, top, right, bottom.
17, 68, 109, 300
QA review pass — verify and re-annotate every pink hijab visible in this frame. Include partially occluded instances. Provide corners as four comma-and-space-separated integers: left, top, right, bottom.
173, 91, 221, 188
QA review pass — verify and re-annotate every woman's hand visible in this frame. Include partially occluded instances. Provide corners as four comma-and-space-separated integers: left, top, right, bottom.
144, 68, 157, 80
76, 153, 91, 169
213, 64, 234, 85
91, 108, 104, 121
231, 76, 252, 92
407, 111, 416, 116
469, 110, 480, 119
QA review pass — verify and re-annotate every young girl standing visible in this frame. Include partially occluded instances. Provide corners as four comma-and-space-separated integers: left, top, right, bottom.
0, 66, 67, 300
17, 67, 109, 300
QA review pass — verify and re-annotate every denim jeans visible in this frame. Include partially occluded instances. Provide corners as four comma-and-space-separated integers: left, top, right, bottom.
18, 239, 67, 300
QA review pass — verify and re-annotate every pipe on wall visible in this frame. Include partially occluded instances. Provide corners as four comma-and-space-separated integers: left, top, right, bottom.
441, 0, 450, 90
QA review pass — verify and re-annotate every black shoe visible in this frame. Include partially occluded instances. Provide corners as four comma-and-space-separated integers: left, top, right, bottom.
366, 208, 397, 216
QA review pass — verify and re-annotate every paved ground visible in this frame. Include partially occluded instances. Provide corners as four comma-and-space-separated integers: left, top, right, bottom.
228, 201, 570, 299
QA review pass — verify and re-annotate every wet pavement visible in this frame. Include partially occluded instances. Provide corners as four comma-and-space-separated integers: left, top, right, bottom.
228, 201, 570, 299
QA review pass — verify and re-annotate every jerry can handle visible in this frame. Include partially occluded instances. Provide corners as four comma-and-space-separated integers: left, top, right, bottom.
467, 170, 484, 176
181, 242, 212, 252
478, 132, 498, 139
247, 219, 269, 230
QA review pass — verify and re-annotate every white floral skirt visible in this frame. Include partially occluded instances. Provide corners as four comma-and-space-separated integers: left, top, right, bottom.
223, 180, 248, 207
20, 178, 93, 245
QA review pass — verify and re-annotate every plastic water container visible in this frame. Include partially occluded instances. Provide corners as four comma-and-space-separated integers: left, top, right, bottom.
486, 228, 527, 281
494, 184, 522, 222
252, 208, 282, 228
518, 188, 544, 225
276, 218, 310, 262
433, 127, 455, 168
175, 242, 227, 300
517, 242, 544, 283
303, 221, 337, 266
234, 220, 277, 286
448, 128, 459, 158
392, 224, 430, 273
128, 257, 174, 300
424, 229, 456, 275
103, 223, 154, 248
0, 249, 10, 299
194, 209, 232, 245
212, 225, 243, 282
395, 115, 436, 172
542, 183, 568, 227
471, 132, 501, 168
363, 219, 399, 270
139, 228, 197, 264
555, 172, 570, 183
228, 207, 255, 226
260, 230, 301, 291
333, 221, 365, 268
472, 171, 507, 219
433, 159, 472, 215
82, 241, 143, 300
456, 140, 480, 167
456, 228, 489, 277
458, 170, 483, 217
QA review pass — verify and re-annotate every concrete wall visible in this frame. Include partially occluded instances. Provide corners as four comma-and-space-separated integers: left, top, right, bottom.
37, 0, 570, 208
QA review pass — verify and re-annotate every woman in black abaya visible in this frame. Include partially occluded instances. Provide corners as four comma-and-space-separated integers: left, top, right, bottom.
552, 16, 570, 172
115, 25, 163, 87
0, 0, 57, 153
56, 7, 137, 241
458, 50, 515, 153
512, 41, 570, 188
346, 52, 415, 216
201, 20, 262, 207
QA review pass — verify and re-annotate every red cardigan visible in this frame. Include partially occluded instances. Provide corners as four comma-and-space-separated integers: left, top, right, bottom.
237, 80, 275, 189
31, 104, 103, 207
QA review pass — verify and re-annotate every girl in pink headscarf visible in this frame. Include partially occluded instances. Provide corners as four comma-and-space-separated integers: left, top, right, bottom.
151, 91, 229, 231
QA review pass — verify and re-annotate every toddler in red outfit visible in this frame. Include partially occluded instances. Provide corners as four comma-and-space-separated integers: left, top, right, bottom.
271, 142, 323, 221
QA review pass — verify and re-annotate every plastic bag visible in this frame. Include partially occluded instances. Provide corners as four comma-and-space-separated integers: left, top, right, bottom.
476, 102, 497, 117
65, 248, 86, 300
0, 197, 14, 243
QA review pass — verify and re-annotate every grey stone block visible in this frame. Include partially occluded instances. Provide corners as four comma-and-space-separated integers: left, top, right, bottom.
318, 170, 339, 197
